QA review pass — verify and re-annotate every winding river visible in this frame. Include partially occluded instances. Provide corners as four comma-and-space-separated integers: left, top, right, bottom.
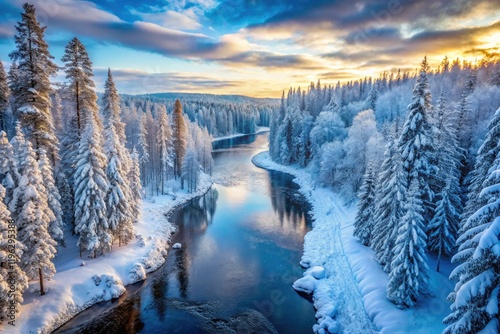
54, 133, 315, 334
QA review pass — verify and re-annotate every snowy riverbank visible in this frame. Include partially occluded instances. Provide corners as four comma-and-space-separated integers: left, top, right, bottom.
3, 173, 212, 334
252, 151, 454, 334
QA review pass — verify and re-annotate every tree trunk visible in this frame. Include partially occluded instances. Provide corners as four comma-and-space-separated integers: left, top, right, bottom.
39, 268, 45, 295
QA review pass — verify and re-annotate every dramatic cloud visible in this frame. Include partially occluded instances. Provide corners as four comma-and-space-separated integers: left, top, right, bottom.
92, 68, 240, 94
0, 0, 498, 96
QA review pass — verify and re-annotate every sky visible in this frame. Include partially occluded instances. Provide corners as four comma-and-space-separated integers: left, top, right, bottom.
0, 0, 499, 97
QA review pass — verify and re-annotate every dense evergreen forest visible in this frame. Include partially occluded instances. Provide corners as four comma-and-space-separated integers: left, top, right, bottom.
269, 56, 500, 332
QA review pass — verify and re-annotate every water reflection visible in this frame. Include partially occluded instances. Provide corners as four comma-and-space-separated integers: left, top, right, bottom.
54, 133, 315, 334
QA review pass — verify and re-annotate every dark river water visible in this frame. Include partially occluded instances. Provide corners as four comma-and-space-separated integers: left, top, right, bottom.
54, 133, 315, 334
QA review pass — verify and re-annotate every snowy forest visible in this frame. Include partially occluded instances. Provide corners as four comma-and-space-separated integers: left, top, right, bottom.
1, 1, 500, 333
0, 3, 274, 323
269, 56, 500, 332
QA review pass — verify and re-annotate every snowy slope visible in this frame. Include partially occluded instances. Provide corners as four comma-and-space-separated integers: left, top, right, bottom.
252, 151, 454, 334
1, 173, 212, 334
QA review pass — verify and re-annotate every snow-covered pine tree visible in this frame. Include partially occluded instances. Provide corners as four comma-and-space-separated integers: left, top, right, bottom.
199, 127, 213, 175
101, 69, 131, 173
171, 99, 187, 179
387, 179, 429, 309
461, 107, 500, 240
427, 177, 460, 272
366, 83, 379, 111
371, 135, 407, 272
427, 89, 461, 272
102, 69, 126, 142
156, 105, 173, 193
61, 37, 102, 134
0, 60, 9, 133
73, 117, 110, 257
182, 141, 200, 193
353, 162, 377, 246
0, 131, 20, 210
11, 139, 56, 295
9, 3, 59, 162
398, 56, 437, 225
104, 122, 134, 247
137, 113, 150, 185
0, 184, 28, 320
129, 148, 142, 224
38, 149, 64, 245
279, 115, 293, 165
9, 123, 27, 184
444, 151, 500, 333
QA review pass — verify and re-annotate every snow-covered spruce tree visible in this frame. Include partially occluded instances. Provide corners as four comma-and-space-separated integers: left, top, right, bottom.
365, 83, 379, 111
199, 127, 213, 175
128, 148, 142, 224
137, 113, 150, 185
0, 131, 20, 210
0, 60, 9, 133
427, 177, 460, 272
182, 141, 200, 193
279, 114, 294, 165
61, 37, 102, 134
9, 123, 27, 186
9, 3, 59, 162
0, 184, 28, 321
387, 179, 429, 309
38, 149, 64, 246
102, 69, 126, 143
427, 89, 461, 272
444, 154, 500, 333
156, 105, 173, 193
104, 122, 134, 247
353, 162, 377, 246
73, 117, 110, 258
171, 99, 187, 180
461, 107, 500, 239
397, 56, 437, 225
101, 69, 131, 173
371, 135, 407, 272
11, 139, 56, 295
270, 92, 286, 162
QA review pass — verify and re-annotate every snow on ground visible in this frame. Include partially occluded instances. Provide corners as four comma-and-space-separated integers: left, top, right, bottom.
212, 126, 269, 142
2, 173, 212, 334
252, 151, 454, 334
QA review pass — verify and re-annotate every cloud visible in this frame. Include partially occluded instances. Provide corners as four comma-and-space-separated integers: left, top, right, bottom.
210, 51, 327, 70
2, 0, 220, 57
92, 68, 240, 94
129, 7, 202, 31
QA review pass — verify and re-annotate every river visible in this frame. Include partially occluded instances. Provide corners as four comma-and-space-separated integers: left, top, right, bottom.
54, 132, 315, 334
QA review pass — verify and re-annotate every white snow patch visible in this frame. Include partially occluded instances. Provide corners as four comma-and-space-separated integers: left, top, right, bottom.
172, 242, 182, 249
304, 266, 326, 279
293, 275, 317, 294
